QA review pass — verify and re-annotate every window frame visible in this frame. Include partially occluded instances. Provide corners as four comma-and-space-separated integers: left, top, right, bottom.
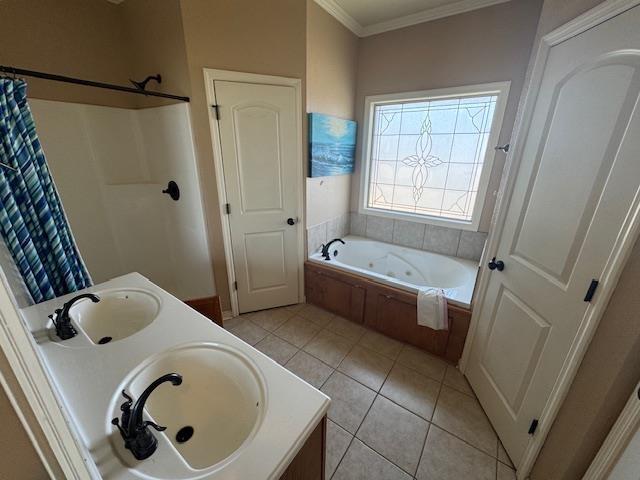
358, 82, 511, 231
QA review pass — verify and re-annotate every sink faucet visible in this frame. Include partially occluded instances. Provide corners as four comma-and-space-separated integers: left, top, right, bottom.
111, 373, 183, 461
50, 293, 100, 340
320, 238, 345, 261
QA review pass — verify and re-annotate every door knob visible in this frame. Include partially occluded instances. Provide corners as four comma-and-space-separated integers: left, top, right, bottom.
287, 217, 296, 226
488, 257, 505, 271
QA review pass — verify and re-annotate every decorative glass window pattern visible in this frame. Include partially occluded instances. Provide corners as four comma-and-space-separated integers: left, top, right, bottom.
366, 94, 499, 224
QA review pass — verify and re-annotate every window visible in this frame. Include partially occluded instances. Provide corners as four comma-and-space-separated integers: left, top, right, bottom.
360, 83, 509, 230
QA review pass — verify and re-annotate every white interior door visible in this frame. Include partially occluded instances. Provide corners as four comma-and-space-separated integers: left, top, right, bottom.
215, 81, 301, 313
608, 423, 640, 480
466, 5, 640, 469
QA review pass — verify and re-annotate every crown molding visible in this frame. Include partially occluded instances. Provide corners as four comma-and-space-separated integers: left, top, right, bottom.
314, 0, 511, 37
314, 0, 365, 36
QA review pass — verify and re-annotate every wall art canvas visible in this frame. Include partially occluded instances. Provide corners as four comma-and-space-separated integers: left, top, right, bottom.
309, 113, 357, 177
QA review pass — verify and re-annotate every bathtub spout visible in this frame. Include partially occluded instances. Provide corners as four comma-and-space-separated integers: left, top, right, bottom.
321, 238, 345, 261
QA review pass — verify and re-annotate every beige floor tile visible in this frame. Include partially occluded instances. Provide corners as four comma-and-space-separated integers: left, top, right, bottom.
397, 345, 447, 382
498, 440, 514, 468
497, 461, 517, 480
228, 320, 268, 346
284, 302, 306, 313
274, 315, 321, 348
255, 335, 298, 365
223, 315, 246, 330
284, 351, 333, 388
380, 364, 440, 420
416, 425, 496, 480
358, 330, 403, 360
321, 372, 376, 434
304, 329, 354, 367
326, 316, 367, 343
249, 307, 294, 331
332, 439, 412, 480
443, 365, 474, 396
326, 420, 352, 479
432, 386, 497, 456
298, 303, 335, 327
356, 396, 429, 475
338, 346, 393, 391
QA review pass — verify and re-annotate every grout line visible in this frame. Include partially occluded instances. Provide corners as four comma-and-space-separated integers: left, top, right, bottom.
359, 431, 420, 479
416, 422, 431, 478
330, 433, 356, 480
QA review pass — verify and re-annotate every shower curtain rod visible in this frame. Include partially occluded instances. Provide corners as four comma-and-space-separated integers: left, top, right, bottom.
0, 66, 190, 102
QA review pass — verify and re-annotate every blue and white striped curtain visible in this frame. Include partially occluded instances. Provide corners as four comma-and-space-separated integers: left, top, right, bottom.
0, 78, 91, 303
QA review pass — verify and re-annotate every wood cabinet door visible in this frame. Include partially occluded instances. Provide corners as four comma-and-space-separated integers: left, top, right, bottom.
349, 284, 366, 324
366, 289, 449, 356
305, 264, 366, 324
320, 273, 352, 319
305, 268, 323, 306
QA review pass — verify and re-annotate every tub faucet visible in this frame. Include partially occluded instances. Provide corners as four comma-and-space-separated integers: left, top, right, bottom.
321, 238, 345, 261
111, 373, 183, 461
50, 293, 100, 340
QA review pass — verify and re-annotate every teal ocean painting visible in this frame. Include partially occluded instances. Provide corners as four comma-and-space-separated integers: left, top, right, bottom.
309, 113, 357, 177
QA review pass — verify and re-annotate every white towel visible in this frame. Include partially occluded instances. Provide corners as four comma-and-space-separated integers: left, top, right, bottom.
417, 288, 448, 330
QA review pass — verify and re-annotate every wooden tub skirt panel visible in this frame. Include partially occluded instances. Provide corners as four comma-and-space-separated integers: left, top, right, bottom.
305, 261, 471, 363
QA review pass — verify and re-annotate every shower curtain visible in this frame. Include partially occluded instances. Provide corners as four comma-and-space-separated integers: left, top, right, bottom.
0, 78, 91, 303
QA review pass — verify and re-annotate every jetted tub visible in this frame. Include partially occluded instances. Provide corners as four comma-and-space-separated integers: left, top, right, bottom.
308, 235, 479, 309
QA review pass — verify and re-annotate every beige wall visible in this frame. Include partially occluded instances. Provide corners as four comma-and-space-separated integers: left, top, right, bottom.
306, 0, 359, 227
0, 0, 135, 108
351, 0, 543, 232
180, 0, 307, 310
0, 0, 190, 110
120, 0, 191, 109
523, 1, 640, 479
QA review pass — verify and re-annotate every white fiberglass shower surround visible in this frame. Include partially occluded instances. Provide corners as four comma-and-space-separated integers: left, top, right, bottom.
29, 100, 215, 302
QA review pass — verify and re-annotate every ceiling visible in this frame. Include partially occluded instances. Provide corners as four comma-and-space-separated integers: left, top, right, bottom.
315, 0, 511, 37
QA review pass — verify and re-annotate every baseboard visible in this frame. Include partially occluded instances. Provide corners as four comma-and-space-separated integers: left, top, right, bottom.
184, 295, 223, 327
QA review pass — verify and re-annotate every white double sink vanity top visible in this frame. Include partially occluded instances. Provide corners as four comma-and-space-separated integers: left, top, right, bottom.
21, 272, 329, 480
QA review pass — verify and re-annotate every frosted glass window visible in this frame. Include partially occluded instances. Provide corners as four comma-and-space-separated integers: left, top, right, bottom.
365, 93, 500, 224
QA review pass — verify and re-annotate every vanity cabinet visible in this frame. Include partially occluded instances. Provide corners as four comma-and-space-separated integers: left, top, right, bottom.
304, 261, 472, 362
279, 416, 326, 480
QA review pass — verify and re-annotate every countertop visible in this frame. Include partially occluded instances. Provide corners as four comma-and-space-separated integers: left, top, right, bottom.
21, 272, 330, 480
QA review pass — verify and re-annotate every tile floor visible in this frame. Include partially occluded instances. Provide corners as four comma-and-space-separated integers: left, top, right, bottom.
225, 303, 516, 480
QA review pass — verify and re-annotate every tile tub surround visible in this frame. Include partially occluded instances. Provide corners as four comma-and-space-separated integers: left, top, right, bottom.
350, 212, 488, 262
226, 303, 516, 480
307, 212, 487, 262
307, 212, 350, 255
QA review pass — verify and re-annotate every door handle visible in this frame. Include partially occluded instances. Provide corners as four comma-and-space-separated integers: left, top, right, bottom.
287, 217, 297, 226
488, 257, 505, 271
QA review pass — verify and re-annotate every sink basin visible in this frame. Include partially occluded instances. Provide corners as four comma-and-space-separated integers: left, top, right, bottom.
112, 343, 265, 471
71, 288, 160, 345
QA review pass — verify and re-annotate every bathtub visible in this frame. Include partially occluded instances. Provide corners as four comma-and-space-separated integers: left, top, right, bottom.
308, 235, 479, 309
